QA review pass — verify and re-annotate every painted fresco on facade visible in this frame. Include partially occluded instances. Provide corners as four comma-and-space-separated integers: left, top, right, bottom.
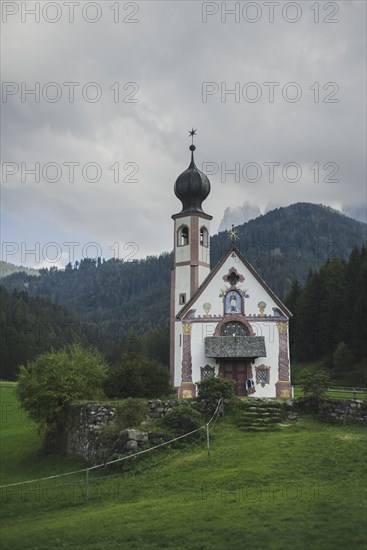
224, 290, 242, 314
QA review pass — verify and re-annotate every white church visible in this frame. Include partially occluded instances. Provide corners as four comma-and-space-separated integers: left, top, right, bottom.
170, 133, 293, 399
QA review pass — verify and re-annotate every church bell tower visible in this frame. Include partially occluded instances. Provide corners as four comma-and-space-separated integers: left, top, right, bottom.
170, 130, 212, 393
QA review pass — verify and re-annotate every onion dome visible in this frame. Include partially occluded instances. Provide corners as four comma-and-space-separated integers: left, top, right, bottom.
174, 142, 211, 214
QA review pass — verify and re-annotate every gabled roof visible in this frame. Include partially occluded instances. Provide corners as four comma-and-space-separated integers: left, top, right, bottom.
176, 243, 292, 319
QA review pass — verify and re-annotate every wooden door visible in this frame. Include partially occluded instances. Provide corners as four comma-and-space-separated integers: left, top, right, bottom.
219, 360, 247, 396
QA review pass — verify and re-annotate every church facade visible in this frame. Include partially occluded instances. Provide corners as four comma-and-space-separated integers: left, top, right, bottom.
170, 138, 292, 399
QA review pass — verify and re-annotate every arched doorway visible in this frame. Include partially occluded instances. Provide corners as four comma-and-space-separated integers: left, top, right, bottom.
218, 321, 252, 396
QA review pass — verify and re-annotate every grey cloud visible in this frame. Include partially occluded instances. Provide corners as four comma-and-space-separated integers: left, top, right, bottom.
2, 1, 366, 266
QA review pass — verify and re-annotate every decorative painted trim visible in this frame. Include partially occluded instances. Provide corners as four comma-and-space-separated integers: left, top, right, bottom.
176, 243, 292, 320
222, 266, 245, 287
255, 364, 271, 387
181, 327, 192, 383
175, 260, 210, 268
277, 321, 290, 381
277, 321, 288, 335
182, 323, 192, 336
275, 320, 291, 398
275, 381, 292, 398
182, 309, 196, 320
179, 382, 196, 399
172, 211, 213, 221
169, 267, 175, 387
180, 322, 195, 397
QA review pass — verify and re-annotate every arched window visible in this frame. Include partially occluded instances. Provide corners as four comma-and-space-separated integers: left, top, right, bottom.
200, 226, 209, 247
177, 225, 189, 246
221, 322, 248, 337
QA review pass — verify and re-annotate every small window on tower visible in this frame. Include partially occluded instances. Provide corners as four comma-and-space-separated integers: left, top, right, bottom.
179, 293, 186, 305
200, 226, 209, 247
178, 226, 189, 246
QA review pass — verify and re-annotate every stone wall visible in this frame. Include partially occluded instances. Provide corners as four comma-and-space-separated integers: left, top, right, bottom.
294, 397, 367, 422
62, 398, 366, 465
64, 399, 199, 463
320, 398, 367, 422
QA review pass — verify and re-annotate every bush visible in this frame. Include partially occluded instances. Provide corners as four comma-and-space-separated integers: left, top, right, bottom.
197, 375, 235, 401
16, 344, 108, 444
160, 406, 203, 436
116, 398, 148, 430
105, 352, 172, 399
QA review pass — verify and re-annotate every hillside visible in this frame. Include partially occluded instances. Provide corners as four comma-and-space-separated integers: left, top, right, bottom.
2, 203, 366, 362
0, 261, 39, 279
212, 203, 366, 297
0, 285, 84, 380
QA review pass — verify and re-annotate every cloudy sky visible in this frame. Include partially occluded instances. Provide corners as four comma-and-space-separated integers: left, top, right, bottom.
2, 0, 366, 268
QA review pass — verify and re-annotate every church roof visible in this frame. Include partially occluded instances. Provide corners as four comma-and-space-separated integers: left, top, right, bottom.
173, 144, 211, 216
176, 243, 292, 319
205, 335, 267, 358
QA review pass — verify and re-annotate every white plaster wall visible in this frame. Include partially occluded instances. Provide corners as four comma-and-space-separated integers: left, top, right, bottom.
198, 264, 211, 288
188, 252, 285, 318
190, 322, 218, 384
175, 215, 191, 263
175, 265, 191, 313
186, 320, 280, 397
175, 244, 190, 263
199, 244, 210, 265
174, 251, 290, 397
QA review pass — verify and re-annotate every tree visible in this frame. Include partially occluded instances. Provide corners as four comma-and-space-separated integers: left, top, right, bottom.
16, 344, 108, 441
299, 370, 332, 413
284, 279, 302, 354
333, 342, 355, 375
104, 352, 172, 399
294, 272, 323, 361
332, 342, 359, 385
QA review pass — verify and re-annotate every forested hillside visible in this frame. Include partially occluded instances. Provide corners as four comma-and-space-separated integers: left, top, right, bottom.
0, 261, 39, 279
1, 203, 366, 381
285, 247, 367, 385
0, 285, 83, 380
212, 203, 366, 297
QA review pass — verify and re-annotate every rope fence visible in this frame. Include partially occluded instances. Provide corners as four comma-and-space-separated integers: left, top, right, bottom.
0, 398, 224, 500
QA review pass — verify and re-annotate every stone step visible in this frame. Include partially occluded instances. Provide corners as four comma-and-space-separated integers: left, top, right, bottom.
237, 419, 281, 428
244, 405, 284, 411
240, 413, 283, 420
238, 425, 279, 432
237, 415, 281, 423
242, 409, 283, 415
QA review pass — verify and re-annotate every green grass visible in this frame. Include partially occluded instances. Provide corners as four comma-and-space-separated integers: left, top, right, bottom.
0, 387, 85, 485
1, 387, 367, 549
293, 387, 367, 400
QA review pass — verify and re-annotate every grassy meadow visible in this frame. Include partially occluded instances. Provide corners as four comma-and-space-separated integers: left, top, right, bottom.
1, 385, 366, 549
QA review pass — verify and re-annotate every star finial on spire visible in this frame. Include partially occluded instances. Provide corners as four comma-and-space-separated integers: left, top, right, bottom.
228, 224, 239, 243
189, 128, 197, 146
